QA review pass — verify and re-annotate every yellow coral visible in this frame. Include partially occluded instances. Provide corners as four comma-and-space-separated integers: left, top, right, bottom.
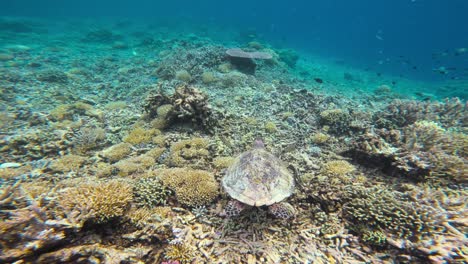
127, 207, 166, 228
323, 160, 356, 176
156, 104, 173, 119
217, 63, 232, 73
320, 109, 347, 124
114, 154, 155, 176
104, 101, 127, 110
123, 127, 160, 145
94, 162, 114, 177
311, 132, 330, 144
50, 154, 87, 172
58, 180, 132, 224
159, 168, 219, 206
167, 138, 210, 167
175, 70, 192, 82
100, 142, 133, 162
165, 242, 195, 263
145, 147, 166, 160
201, 71, 216, 84
264, 121, 277, 133
50, 104, 72, 121
150, 118, 168, 130
152, 135, 166, 146
212, 157, 235, 169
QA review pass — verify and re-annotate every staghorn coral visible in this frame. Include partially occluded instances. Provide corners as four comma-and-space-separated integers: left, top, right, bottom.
399, 186, 468, 262
397, 120, 468, 183
343, 185, 438, 239
57, 180, 133, 224
351, 122, 467, 184
133, 177, 172, 207
159, 168, 219, 207
376, 98, 467, 129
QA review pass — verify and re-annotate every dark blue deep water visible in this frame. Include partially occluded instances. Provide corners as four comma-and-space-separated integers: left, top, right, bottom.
1, 0, 468, 87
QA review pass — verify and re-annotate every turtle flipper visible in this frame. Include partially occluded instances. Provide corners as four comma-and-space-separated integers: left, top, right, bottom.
268, 202, 295, 219
224, 200, 246, 217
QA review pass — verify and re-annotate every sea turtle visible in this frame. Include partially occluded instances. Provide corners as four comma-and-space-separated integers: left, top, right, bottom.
222, 139, 295, 219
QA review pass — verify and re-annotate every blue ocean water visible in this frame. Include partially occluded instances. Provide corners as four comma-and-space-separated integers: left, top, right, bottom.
2, 0, 467, 84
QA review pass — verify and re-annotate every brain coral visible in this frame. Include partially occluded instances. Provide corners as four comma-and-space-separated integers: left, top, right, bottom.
159, 168, 219, 207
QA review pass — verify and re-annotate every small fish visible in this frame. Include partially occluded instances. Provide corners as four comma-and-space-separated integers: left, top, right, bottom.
314, 78, 323, 84
433, 66, 449, 74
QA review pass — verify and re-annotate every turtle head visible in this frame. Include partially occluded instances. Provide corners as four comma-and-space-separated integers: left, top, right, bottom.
253, 139, 265, 149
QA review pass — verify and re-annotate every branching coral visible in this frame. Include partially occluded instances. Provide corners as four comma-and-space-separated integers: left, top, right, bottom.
165, 242, 195, 263
133, 177, 172, 207
36, 244, 151, 263
397, 120, 468, 183
72, 126, 106, 153
57, 180, 132, 224
322, 160, 356, 176
376, 98, 467, 129
123, 126, 160, 145
351, 120, 467, 184
50, 154, 87, 172
343, 185, 438, 240
159, 168, 219, 207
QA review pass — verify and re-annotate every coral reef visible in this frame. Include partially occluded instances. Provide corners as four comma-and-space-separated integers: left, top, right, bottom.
50, 154, 87, 172
72, 126, 106, 153
133, 177, 172, 207
159, 168, 219, 207
351, 119, 467, 184
57, 180, 133, 224
123, 126, 160, 145
343, 185, 438, 239
144, 84, 217, 132
100, 142, 133, 162
1, 19, 466, 263
322, 160, 356, 176
165, 137, 210, 168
